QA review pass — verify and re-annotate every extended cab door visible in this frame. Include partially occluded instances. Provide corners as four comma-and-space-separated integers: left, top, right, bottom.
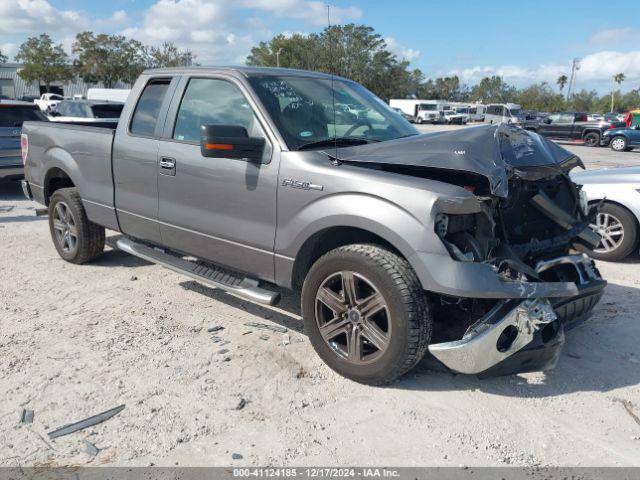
113, 76, 178, 243
155, 75, 279, 281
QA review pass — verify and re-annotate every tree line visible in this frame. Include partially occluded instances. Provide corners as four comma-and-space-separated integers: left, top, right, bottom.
1, 33, 195, 92
248, 24, 639, 113
2, 24, 638, 113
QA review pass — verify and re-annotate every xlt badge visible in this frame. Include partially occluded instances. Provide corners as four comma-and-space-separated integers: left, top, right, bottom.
282, 179, 323, 191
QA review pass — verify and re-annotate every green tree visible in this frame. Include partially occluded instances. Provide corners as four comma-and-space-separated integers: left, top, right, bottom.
469, 76, 516, 103
0, 48, 7, 63
73, 32, 146, 87
611, 73, 626, 112
567, 89, 599, 112
14, 34, 73, 92
246, 24, 424, 101
556, 75, 568, 94
144, 42, 196, 68
514, 82, 565, 112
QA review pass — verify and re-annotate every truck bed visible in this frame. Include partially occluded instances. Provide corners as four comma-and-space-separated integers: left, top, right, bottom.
22, 121, 118, 230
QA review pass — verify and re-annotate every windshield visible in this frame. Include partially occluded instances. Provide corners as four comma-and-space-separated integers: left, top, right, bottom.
248, 75, 418, 150
456, 108, 468, 113
509, 108, 522, 116
420, 104, 437, 111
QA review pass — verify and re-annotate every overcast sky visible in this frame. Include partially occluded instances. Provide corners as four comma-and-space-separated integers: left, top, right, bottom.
1, 0, 639, 93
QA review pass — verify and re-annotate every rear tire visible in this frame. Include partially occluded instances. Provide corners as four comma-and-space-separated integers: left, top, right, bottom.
48, 188, 105, 264
610, 136, 628, 152
416, 117, 423, 124
583, 132, 600, 147
586, 202, 638, 261
301, 244, 432, 385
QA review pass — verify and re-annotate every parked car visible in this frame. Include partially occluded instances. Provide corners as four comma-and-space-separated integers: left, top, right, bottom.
525, 112, 623, 147
604, 112, 625, 123
588, 113, 604, 122
391, 107, 414, 123
21, 67, 605, 384
49, 100, 124, 124
484, 103, 525, 124
34, 93, 64, 112
603, 125, 640, 152
0, 100, 48, 181
440, 109, 467, 124
571, 167, 640, 261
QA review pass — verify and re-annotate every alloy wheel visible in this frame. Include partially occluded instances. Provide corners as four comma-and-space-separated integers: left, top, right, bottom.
590, 212, 624, 253
52, 201, 78, 253
315, 271, 391, 365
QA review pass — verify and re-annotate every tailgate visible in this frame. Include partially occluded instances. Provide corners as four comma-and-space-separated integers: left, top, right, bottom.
0, 127, 21, 159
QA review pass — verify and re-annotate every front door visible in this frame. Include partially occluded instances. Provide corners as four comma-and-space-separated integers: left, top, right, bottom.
156, 76, 279, 281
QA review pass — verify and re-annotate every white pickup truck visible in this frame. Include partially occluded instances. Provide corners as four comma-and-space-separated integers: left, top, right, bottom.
34, 93, 64, 112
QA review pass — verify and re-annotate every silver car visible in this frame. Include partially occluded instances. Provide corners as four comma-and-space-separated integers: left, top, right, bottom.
571, 167, 640, 261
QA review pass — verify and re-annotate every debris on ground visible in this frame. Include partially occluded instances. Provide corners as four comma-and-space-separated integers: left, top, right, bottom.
47, 404, 126, 439
614, 398, 640, 427
259, 334, 269, 341
223, 356, 232, 362
217, 349, 229, 355
282, 334, 291, 346
130, 275, 138, 281
243, 321, 287, 333
242, 331, 252, 335
210, 336, 229, 345
232, 453, 243, 460
20, 409, 34, 424
296, 367, 308, 379
83, 439, 100, 457
207, 326, 224, 333
235, 398, 247, 410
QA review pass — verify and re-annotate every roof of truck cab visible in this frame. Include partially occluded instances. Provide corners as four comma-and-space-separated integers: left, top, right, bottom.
141, 66, 350, 81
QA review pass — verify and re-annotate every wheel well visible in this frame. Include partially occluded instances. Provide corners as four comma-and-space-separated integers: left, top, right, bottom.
291, 226, 403, 290
582, 129, 600, 138
589, 199, 640, 226
44, 167, 75, 205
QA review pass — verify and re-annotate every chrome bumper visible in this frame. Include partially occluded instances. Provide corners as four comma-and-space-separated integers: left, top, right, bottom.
429, 299, 557, 374
21, 180, 33, 200
428, 254, 605, 375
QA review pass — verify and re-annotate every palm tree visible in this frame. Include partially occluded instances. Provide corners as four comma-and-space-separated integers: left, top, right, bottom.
556, 75, 568, 94
611, 73, 626, 112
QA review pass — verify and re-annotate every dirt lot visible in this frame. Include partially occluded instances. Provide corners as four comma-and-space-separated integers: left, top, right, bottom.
1, 134, 640, 467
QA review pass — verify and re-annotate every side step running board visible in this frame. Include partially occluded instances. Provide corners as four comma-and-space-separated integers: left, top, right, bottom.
111, 237, 281, 306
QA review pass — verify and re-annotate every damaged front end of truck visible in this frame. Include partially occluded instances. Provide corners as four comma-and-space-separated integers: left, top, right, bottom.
339, 124, 606, 376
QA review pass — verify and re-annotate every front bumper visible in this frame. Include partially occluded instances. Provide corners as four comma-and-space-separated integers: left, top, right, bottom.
427, 254, 605, 376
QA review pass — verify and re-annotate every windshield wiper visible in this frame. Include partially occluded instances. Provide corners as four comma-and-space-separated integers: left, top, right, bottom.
297, 137, 380, 151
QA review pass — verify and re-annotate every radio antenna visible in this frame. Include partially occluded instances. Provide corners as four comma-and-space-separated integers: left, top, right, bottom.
327, 4, 339, 163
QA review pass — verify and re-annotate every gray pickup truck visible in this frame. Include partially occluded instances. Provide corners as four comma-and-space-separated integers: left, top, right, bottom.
21, 67, 606, 384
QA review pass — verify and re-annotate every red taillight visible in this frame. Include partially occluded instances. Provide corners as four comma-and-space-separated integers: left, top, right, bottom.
21, 133, 28, 164
608, 123, 616, 129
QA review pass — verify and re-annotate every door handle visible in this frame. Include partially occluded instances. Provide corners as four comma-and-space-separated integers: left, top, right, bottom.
159, 157, 176, 176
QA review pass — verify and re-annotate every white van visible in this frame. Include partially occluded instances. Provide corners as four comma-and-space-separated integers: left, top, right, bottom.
389, 99, 451, 124
484, 103, 524, 124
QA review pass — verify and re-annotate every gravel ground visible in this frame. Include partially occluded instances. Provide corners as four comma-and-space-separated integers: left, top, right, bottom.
1, 131, 640, 467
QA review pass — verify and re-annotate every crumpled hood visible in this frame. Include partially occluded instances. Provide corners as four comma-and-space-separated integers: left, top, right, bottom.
336, 124, 583, 197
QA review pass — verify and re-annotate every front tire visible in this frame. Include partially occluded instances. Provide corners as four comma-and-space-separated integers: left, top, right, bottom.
610, 136, 628, 152
587, 202, 638, 261
301, 244, 431, 385
583, 132, 600, 147
49, 188, 105, 264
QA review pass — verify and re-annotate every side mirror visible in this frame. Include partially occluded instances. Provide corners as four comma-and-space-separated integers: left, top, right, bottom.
543, 118, 552, 124
200, 124, 265, 161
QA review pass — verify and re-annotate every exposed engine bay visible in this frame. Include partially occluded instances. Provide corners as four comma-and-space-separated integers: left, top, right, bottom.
337, 124, 606, 376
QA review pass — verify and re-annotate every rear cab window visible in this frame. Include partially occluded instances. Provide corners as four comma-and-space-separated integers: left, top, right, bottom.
130, 79, 172, 136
